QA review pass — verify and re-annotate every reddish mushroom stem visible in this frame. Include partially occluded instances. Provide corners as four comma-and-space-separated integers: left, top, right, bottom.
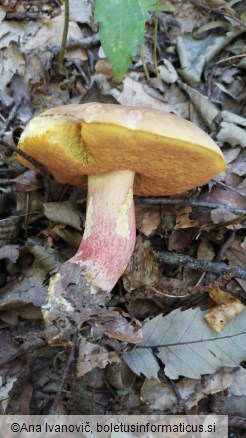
70, 170, 136, 292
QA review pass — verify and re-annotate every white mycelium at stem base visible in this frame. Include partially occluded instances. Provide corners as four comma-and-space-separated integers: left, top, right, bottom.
70, 170, 136, 292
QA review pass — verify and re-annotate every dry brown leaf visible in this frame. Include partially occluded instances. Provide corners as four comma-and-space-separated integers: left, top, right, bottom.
15, 170, 43, 192
95, 59, 114, 78
43, 201, 82, 230
225, 237, 246, 268
210, 208, 243, 229
114, 77, 170, 111
135, 205, 161, 237
65, 47, 88, 62
77, 342, 119, 377
101, 318, 143, 343
199, 185, 246, 210
25, 13, 83, 50
25, 53, 47, 85
197, 239, 215, 261
175, 206, 198, 229
223, 146, 241, 164
141, 368, 234, 412
168, 228, 197, 251
52, 224, 82, 247
123, 235, 160, 292
205, 287, 246, 332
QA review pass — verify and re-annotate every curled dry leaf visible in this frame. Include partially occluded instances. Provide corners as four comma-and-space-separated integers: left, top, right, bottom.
218, 111, 246, 148
205, 286, 246, 332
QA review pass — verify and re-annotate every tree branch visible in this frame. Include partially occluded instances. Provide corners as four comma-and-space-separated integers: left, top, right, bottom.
136, 197, 246, 216
155, 250, 246, 280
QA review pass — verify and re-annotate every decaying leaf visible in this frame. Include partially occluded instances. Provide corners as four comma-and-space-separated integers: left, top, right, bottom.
52, 224, 82, 247
198, 184, 246, 211
124, 307, 246, 379
197, 239, 215, 261
15, 170, 43, 192
25, 12, 84, 50
177, 30, 243, 86
205, 287, 245, 332
135, 205, 161, 237
77, 341, 119, 377
115, 77, 170, 111
43, 201, 82, 230
0, 217, 19, 246
141, 367, 235, 412
174, 206, 198, 229
98, 316, 143, 343
26, 243, 65, 272
123, 235, 160, 292
225, 236, 246, 268
178, 80, 220, 127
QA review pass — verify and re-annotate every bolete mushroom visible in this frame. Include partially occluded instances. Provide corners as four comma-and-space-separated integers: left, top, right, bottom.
17, 103, 226, 293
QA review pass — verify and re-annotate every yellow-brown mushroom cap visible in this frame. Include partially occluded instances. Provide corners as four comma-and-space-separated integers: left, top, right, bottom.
17, 103, 227, 196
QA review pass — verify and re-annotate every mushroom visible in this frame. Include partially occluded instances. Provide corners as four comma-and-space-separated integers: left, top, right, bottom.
18, 103, 226, 293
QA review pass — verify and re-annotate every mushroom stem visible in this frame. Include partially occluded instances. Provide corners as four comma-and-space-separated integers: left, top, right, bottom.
70, 170, 136, 292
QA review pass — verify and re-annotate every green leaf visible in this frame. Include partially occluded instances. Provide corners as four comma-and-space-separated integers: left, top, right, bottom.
94, 0, 156, 79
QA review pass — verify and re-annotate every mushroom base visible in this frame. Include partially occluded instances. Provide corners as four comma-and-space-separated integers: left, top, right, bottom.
70, 170, 136, 292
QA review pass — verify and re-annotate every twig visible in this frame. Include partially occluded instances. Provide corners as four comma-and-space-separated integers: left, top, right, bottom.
167, 377, 190, 415
140, 46, 150, 82
154, 251, 246, 280
58, 0, 69, 65
65, 34, 100, 48
195, 231, 235, 287
49, 330, 78, 414
0, 96, 24, 138
166, 378, 201, 438
135, 197, 246, 216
